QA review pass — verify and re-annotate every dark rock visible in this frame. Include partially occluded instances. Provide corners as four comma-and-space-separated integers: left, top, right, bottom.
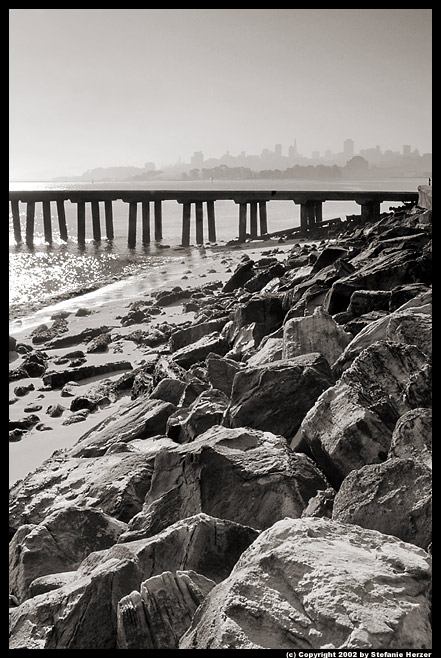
232, 295, 285, 338
243, 262, 286, 293
86, 333, 112, 353
343, 310, 388, 336
324, 248, 432, 315
46, 326, 115, 350
23, 403, 43, 413
310, 246, 349, 274
169, 318, 229, 352
333, 458, 432, 550
62, 410, 90, 425
9, 429, 25, 442
131, 370, 154, 400
171, 332, 229, 369
31, 319, 69, 345
69, 397, 177, 458
205, 352, 244, 397
119, 426, 329, 542
42, 360, 133, 389
149, 378, 186, 405
9, 414, 40, 431
46, 404, 66, 418
13, 383, 35, 397
9, 335, 17, 352
222, 259, 255, 293
348, 289, 392, 316
389, 283, 431, 312
226, 353, 335, 440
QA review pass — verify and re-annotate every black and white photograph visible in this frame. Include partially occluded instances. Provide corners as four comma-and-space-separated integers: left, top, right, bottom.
9, 9, 432, 652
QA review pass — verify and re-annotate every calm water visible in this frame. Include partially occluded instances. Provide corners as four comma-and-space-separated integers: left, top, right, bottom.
9, 178, 424, 328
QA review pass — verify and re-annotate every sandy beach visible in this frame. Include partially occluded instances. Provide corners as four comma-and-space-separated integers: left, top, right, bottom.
9, 235, 312, 486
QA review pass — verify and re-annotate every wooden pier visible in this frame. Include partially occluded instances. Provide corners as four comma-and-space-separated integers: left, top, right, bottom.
9, 189, 419, 247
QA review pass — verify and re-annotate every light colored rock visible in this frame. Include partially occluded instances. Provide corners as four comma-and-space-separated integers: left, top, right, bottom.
9, 506, 127, 602
227, 353, 335, 440
283, 306, 352, 366
333, 291, 432, 377
9, 438, 175, 533
119, 425, 329, 542
180, 517, 432, 650
333, 458, 432, 550
246, 336, 284, 367
9, 514, 258, 649
117, 570, 215, 649
297, 340, 431, 487
388, 408, 432, 468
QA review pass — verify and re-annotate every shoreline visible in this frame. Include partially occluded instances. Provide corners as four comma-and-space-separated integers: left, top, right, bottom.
9, 234, 318, 485
9, 234, 315, 331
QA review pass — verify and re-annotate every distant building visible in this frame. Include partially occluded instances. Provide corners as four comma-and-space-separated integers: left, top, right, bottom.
312, 150, 320, 160
344, 139, 355, 158
402, 144, 411, 156
275, 144, 282, 157
190, 151, 204, 167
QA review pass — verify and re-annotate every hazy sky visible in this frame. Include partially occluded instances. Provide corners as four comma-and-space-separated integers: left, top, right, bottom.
9, 8, 432, 180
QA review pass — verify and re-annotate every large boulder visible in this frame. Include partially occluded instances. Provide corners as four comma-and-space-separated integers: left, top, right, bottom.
69, 397, 177, 458
296, 340, 431, 488
283, 306, 352, 366
9, 506, 127, 603
231, 295, 286, 339
332, 458, 432, 550
227, 354, 335, 440
9, 438, 175, 535
9, 514, 258, 649
116, 570, 216, 649
324, 248, 431, 315
333, 293, 431, 377
119, 426, 329, 542
388, 408, 432, 468
180, 517, 432, 650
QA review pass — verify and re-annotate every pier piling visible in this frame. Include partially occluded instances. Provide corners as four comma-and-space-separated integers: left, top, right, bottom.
91, 201, 101, 241
154, 200, 162, 241
26, 202, 35, 245
142, 201, 150, 244
181, 203, 191, 247
77, 201, 86, 245
42, 200, 52, 244
207, 200, 216, 242
128, 202, 137, 248
195, 201, 204, 245
56, 200, 68, 241
259, 201, 268, 235
11, 200, 22, 244
104, 200, 114, 240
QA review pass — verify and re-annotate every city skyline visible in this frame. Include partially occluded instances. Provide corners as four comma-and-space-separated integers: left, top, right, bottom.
9, 9, 432, 180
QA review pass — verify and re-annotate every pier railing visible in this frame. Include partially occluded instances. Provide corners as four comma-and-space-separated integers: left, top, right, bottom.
9, 189, 419, 247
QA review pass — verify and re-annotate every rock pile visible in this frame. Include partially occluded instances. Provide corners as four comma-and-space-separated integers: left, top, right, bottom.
9, 201, 432, 649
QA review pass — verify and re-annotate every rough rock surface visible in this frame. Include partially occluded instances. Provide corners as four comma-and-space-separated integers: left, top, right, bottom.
9, 506, 127, 603
333, 458, 432, 550
297, 340, 431, 487
227, 353, 335, 440
9, 514, 258, 649
180, 517, 432, 650
388, 407, 432, 468
119, 426, 329, 542
171, 332, 229, 369
69, 397, 177, 458
283, 306, 352, 366
117, 570, 216, 649
9, 438, 175, 534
